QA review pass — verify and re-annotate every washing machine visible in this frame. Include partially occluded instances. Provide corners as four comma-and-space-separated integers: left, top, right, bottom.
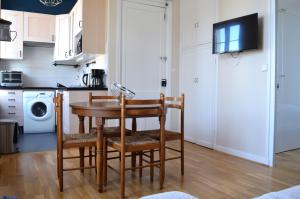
23, 91, 55, 134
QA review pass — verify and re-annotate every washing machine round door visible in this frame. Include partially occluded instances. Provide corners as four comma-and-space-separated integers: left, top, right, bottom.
32, 102, 47, 118
28, 100, 53, 121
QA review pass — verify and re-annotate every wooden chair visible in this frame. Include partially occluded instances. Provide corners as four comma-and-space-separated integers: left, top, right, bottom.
54, 93, 97, 192
105, 94, 166, 199
87, 92, 132, 169
141, 94, 185, 175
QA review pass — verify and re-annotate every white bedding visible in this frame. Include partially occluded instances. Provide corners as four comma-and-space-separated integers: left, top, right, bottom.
254, 185, 300, 199
140, 191, 198, 199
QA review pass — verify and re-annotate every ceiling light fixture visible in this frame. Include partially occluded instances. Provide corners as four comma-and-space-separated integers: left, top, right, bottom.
39, 0, 63, 7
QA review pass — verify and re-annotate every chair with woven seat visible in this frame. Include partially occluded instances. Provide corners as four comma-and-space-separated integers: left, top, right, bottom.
104, 94, 166, 199
87, 92, 132, 169
141, 94, 185, 175
54, 93, 97, 192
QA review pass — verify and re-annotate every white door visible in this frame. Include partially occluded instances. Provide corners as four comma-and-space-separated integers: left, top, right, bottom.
275, 9, 300, 153
121, 0, 168, 130
0, 10, 23, 60
180, 44, 216, 148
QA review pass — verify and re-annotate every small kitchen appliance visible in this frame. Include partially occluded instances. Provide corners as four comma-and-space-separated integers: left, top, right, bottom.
91, 69, 105, 88
0, 71, 23, 87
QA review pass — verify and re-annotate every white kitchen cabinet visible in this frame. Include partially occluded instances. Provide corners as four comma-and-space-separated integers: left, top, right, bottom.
0, 10, 24, 60
24, 12, 55, 43
71, 0, 83, 37
62, 90, 107, 134
54, 14, 71, 61
0, 90, 23, 126
55, 0, 107, 64
180, 45, 217, 149
180, 0, 216, 49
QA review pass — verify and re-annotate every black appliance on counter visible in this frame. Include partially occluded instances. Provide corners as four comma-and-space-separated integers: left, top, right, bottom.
91, 69, 105, 88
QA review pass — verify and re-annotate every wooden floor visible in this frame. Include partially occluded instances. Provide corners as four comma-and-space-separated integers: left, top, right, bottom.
1, 142, 300, 199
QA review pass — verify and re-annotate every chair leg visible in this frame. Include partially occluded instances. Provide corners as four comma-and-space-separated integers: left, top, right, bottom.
58, 150, 63, 192
139, 152, 143, 178
120, 151, 126, 199
150, 149, 154, 183
80, 147, 84, 173
103, 140, 108, 186
181, 139, 184, 176
94, 147, 97, 173
159, 148, 165, 190
89, 147, 92, 166
131, 152, 136, 172
57, 152, 59, 177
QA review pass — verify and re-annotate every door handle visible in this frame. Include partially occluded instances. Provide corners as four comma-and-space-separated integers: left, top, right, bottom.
160, 56, 167, 62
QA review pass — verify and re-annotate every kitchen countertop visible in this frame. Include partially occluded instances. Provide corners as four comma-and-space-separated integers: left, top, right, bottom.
0, 86, 108, 91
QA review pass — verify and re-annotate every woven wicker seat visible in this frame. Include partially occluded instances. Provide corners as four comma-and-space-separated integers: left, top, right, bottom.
63, 133, 96, 147
140, 130, 181, 141
107, 135, 160, 152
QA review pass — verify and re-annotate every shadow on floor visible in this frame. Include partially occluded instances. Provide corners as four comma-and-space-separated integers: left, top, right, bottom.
18, 133, 56, 153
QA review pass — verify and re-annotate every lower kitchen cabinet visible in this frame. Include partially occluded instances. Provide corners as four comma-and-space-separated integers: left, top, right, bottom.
62, 90, 108, 134
0, 90, 24, 126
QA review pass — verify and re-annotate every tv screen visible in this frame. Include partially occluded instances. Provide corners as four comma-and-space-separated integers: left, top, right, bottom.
213, 13, 258, 54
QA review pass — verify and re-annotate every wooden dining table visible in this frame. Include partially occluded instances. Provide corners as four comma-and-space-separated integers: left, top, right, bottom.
69, 100, 163, 192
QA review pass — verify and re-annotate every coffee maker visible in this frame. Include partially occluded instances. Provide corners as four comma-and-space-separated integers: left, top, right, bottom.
91, 69, 106, 88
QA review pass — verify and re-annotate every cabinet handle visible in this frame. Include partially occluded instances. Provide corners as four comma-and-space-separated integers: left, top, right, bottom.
8, 99, 16, 102
52, 34, 55, 41
79, 20, 83, 28
8, 106, 16, 108
69, 50, 72, 56
8, 92, 15, 95
19, 50, 22, 58
8, 112, 16, 115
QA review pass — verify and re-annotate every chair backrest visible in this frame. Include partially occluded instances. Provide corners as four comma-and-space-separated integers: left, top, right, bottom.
88, 92, 120, 129
54, 93, 63, 147
165, 94, 184, 134
89, 92, 119, 103
120, 94, 165, 149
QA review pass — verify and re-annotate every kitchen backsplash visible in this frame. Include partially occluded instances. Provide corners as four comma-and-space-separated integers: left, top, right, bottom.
0, 46, 107, 87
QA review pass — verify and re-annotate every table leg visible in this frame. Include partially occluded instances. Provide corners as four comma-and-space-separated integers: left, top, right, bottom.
79, 116, 85, 174
96, 117, 104, 192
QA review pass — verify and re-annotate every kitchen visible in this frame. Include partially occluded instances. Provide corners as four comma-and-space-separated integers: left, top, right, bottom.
0, 0, 108, 153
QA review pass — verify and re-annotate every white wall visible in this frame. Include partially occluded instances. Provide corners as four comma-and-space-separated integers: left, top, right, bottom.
0, 46, 82, 87
215, 0, 271, 164
0, 46, 107, 87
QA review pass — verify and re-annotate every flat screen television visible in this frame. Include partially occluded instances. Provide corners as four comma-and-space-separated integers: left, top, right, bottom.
212, 13, 258, 54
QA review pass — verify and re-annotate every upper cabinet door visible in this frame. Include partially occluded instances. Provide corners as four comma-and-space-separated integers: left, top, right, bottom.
72, 0, 83, 37
24, 12, 55, 43
54, 14, 71, 61
0, 10, 24, 60
180, 0, 216, 49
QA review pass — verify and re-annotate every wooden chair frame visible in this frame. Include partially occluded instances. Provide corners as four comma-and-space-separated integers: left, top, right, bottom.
142, 94, 185, 175
105, 94, 166, 199
55, 93, 97, 192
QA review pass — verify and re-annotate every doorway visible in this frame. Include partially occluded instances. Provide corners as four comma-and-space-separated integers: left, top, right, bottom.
120, 0, 172, 130
275, 0, 300, 154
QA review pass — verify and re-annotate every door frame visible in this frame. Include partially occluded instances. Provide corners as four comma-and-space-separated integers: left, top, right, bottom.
268, 0, 277, 167
115, 0, 173, 98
